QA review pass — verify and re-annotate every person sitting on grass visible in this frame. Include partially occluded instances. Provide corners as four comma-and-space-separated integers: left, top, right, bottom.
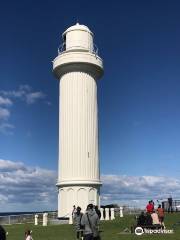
137, 212, 146, 227
145, 212, 153, 227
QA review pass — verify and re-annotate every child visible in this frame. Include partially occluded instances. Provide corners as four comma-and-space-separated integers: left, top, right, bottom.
25, 230, 33, 240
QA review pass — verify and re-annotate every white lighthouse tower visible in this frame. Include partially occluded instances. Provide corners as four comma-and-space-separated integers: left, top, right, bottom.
53, 23, 103, 217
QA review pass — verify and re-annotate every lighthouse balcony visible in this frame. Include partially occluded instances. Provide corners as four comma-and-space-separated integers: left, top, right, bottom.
57, 43, 99, 55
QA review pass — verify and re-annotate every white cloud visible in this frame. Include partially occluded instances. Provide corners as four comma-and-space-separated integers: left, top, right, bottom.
0, 85, 47, 135
0, 96, 13, 134
0, 159, 57, 211
0, 159, 25, 171
1, 85, 32, 98
1, 159, 179, 211
0, 107, 10, 120
0, 96, 12, 106
101, 174, 180, 207
0, 85, 46, 105
26, 92, 46, 104
0, 123, 14, 135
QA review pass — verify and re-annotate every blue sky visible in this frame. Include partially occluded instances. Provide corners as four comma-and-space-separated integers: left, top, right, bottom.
0, 0, 180, 211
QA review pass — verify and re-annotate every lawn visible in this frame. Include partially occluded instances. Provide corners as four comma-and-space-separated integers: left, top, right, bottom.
3, 213, 180, 240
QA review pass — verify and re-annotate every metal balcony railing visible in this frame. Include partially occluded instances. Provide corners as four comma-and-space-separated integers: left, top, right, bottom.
93, 43, 98, 55
57, 43, 99, 56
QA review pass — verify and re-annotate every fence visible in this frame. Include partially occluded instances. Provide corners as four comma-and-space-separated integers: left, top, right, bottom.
0, 207, 144, 225
120, 206, 142, 215
162, 200, 180, 212
0, 212, 57, 225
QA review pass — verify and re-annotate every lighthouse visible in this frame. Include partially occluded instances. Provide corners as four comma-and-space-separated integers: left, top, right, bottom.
53, 23, 103, 217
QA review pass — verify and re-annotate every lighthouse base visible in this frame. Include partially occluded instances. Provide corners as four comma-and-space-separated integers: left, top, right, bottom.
57, 185, 100, 217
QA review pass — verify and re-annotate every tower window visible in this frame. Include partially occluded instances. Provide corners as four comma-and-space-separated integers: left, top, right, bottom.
63, 35, 66, 51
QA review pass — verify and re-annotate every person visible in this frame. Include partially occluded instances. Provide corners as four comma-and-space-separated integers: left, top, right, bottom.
146, 200, 154, 213
0, 225, 6, 240
168, 196, 173, 213
25, 230, 33, 240
157, 204, 165, 225
151, 211, 161, 228
137, 212, 146, 227
145, 213, 153, 226
72, 205, 77, 218
73, 206, 84, 240
94, 206, 101, 219
81, 204, 100, 240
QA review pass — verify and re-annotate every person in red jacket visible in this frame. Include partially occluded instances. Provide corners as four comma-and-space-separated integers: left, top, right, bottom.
146, 200, 154, 213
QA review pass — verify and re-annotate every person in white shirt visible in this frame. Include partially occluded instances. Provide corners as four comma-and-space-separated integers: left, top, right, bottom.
151, 211, 160, 225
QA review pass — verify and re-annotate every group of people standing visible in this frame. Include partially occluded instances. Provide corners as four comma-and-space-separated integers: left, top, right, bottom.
137, 196, 175, 230
72, 204, 101, 240
136, 200, 165, 229
146, 200, 165, 226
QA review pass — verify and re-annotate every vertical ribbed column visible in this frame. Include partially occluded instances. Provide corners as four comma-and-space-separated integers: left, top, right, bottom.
58, 71, 99, 182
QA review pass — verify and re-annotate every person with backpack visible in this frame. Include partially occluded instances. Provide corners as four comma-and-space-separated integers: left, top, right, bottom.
81, 204, 100, 240
73, 206, 84, 239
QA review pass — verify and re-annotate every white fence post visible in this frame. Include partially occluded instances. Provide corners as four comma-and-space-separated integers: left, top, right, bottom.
69, 213, 73, 224
111, 208, 115, 220
120, 207, 123, 218
35, 214, 38, 225
43, 213, 48, 226
105, 208, 109, 220
100, 208, 104, 220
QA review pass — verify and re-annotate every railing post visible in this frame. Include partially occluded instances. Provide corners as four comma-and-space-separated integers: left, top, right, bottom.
100, 208, 104, 220
111, 208, 115, 220
35, 214, 38, 225
43, 213, 48, 226
69, 213, 73, 224
105, 208, 109, 220
120, 207, 123, 218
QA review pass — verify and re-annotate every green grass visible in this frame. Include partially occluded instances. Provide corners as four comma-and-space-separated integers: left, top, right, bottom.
3, 213, 180, 240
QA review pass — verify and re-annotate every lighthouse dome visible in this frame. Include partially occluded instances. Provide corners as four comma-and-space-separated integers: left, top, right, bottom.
63, 23, 93, 35
62, 23, 94, 52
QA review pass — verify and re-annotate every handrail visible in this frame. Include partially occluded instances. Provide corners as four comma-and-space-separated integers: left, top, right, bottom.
93, 43, 98, 55
58, 43, 99, 56
58, 43, 66, 55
